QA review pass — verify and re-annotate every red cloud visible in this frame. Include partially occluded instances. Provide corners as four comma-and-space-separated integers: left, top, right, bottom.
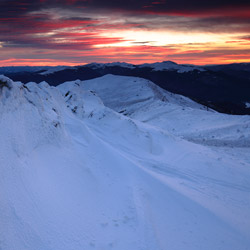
1, 45, 250, 66
1, 0, 250, 66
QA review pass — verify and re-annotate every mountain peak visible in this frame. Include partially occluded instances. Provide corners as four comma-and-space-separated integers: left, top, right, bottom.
162, 60, 178, 65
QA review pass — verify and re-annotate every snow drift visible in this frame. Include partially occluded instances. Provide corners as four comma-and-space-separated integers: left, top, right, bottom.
0, 74, 250, 250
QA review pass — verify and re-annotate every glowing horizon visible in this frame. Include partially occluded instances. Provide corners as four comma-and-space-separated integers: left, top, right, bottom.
1, 0, 250, 66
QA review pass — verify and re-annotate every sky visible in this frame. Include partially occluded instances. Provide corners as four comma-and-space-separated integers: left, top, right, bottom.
1, 0, 250, 66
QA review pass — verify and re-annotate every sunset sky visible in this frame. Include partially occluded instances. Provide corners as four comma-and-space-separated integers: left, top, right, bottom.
1, 0, 250, 66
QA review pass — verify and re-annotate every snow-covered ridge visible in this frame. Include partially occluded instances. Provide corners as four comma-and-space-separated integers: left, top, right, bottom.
0, 66, 52, 74
1, 75, 250, 250
39, 66, 74, 75
60, 74, 206, 111
0, 61, 205, 75
84, 61, 205, 72
0, 66, 74, 75
60, 74, 250, 147
139, 61, 206, 72
85, 62, 136, 69
0, 75, 67, 155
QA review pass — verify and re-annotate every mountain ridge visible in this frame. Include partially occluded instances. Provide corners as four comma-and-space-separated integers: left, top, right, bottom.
1, 61, 249, 115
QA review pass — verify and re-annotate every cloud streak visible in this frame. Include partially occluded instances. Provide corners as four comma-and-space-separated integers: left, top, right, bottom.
0, 0, 250, 65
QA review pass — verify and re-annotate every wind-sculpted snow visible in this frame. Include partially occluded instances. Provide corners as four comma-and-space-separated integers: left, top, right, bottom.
0, 75, 250, 250
60, 74, 250, 148
0, 76, 67, 156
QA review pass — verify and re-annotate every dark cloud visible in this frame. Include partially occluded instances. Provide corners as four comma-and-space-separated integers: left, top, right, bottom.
1, 0, 250, 17
239, 35, 250, 40
1, 0, 250, 65
120, 14, 250, 33
131, 41, 156, 44
79, 0, 250, 13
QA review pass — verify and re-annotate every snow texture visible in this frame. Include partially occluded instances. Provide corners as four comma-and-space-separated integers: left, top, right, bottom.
0, 74, 250, 250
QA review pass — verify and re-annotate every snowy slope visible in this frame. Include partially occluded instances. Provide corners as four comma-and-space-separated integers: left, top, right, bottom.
62, 74, 250, 147
1, 75, 250, 250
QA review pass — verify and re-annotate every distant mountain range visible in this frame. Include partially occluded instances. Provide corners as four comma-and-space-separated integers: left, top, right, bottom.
1, 61, 250, 114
